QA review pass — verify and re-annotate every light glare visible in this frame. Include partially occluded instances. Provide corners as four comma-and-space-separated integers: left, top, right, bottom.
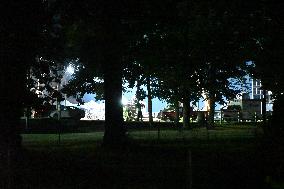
66, 65, 74, 74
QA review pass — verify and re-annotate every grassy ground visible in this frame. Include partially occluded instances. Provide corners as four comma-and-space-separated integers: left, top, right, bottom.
10, 125, 284, 189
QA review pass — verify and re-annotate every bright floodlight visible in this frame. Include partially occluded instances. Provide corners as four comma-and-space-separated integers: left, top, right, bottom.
66, 65, 75, 74
122, 96, 128, 106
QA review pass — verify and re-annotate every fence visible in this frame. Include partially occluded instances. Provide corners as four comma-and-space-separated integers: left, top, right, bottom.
215, 110, 273, 124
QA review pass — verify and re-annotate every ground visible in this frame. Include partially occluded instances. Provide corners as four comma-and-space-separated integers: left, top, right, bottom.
7, 125, 284, 188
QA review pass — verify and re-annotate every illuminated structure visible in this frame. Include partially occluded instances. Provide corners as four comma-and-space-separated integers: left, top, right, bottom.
251, 78, 273, 111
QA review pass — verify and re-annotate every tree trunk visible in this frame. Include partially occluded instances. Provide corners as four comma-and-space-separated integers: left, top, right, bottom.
1, 1, 39, 183
0, 61, 25, 188
174, 99, 180, 127
146, 77, 153, 124
208, 92, 216, 128
102, 15, 127, 146
1, 1, 44, 187
136, 80, 142, 121
103, 60, 127, 146
182, 97, 190, 128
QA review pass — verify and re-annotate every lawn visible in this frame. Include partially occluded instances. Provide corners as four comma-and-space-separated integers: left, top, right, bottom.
9, 126, 284, 189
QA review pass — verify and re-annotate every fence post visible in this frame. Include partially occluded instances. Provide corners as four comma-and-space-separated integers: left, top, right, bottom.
237, 111, 240, 123
24, 111, 29, 130
220, 110, 222, 124
254, 112, 257, 123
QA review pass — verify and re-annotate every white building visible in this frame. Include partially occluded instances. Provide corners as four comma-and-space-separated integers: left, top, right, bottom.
251, 78, 273, 111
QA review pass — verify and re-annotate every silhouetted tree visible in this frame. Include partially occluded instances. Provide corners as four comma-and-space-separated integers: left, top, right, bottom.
188, 0, 264, 127
0, 1, 44, 186
51, 0, 167, 146
248, 0, 284, 134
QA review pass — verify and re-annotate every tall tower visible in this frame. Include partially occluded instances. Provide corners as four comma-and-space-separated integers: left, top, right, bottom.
251, 78, 273, 111
251, 79, 262, 99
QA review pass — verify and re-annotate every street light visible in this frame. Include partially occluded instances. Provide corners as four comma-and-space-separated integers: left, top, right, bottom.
66, 65, 74, 75
63, 64, 75, 107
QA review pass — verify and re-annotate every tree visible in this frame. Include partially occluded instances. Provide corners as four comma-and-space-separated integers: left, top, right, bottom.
123, 27, 168, 124
56, 0, 190, 145
0, 1, 44, 186
123, 61, 148, 122
51, 0, 169, 146
132, 1, 203, 128
45, 0, 284, 140
185, 0, 263, 127
248, 0, 284, 133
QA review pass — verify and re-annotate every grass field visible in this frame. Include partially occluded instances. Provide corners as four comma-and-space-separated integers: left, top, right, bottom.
21, 125, 261, 146
7, 126, 284, 189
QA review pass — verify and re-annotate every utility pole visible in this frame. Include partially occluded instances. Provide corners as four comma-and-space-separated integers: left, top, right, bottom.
262, 89, 267, 124
56, 82, 61, 145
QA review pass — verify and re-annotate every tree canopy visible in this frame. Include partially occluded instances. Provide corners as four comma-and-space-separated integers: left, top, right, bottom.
21, 0, 284, 143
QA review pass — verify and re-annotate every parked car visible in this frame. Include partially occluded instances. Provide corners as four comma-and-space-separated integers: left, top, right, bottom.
32, 105, 56, 118
160, 107, 196, 122
49, 106, 85, 120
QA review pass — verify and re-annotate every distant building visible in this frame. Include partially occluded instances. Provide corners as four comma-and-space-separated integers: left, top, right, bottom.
251, 78, 273, 111
251, 78, 272, 101
225, 77, 274, 114
251, 79, 264, 99
225, 97, 262, 121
